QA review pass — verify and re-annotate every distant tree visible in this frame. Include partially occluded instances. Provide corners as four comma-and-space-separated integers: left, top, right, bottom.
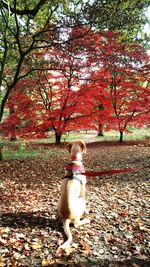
1, 28, 97, 143
99, 33, 150, 142
1, 82, 37, 139
2, 73, 95, 143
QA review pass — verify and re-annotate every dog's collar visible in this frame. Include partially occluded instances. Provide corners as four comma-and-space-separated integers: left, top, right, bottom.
66, 161, 85, 173
64, 160, 85, 185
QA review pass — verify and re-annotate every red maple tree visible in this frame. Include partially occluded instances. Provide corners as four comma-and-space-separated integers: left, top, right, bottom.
2, 30, 149, 143
88, 32, 150, 141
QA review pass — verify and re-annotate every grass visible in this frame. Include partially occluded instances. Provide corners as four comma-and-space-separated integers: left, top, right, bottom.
1, 146, 67, 160
0, 127, 149, 160
3, 148, 41, 160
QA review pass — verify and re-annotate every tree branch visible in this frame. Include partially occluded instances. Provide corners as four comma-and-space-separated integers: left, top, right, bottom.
1, 0, 48, 17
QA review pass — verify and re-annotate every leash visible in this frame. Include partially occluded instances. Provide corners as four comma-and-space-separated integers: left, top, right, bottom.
66, 160, 150, 177
82, 166, 150, 177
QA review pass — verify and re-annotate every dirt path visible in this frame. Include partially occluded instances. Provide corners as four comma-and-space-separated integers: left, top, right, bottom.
0, 142, 150, 266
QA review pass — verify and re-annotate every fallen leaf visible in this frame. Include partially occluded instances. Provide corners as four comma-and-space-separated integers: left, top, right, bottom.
31, 242, 42, 250
42, 259, 51, 266
0, 257, 5, 267
80, 240, 91, 255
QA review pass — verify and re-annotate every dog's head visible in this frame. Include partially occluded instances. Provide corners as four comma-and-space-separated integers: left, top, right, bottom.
67, 140, 86, 159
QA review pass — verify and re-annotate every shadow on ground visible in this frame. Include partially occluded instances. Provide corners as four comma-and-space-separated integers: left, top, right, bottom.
52, 261, 149, 267
40, 259, 150, 267
0, 211, 62, 231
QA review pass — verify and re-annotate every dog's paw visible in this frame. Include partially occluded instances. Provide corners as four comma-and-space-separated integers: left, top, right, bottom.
56, 247, 66, 257
74, 218, 90, 228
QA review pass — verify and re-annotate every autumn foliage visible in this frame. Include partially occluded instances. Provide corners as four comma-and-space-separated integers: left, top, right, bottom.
1, 30, 150, 143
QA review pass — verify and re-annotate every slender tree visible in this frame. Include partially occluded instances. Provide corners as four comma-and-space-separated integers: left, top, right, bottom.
96, 32, 150, 141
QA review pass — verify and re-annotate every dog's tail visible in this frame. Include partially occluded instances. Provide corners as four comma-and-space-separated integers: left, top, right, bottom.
59, 219, 72, 249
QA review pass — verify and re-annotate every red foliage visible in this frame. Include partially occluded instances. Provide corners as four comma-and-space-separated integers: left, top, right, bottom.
88, 31, 150, 135
1, 29, 150, 142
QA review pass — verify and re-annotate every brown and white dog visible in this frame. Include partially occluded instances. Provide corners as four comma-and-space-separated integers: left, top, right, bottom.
58, 140, 90, 250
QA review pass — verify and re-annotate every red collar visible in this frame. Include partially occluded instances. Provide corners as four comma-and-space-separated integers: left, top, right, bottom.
66, 160, 85, 173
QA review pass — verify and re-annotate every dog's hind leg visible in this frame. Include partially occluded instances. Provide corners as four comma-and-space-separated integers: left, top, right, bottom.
74, 197, 90, 228
74, 217, 90, 228
59, 219, 72, 249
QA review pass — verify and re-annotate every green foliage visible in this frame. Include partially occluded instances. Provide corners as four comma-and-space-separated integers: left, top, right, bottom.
85, 0, 150, 46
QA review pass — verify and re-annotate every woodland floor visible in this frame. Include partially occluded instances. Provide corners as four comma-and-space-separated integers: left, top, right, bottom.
0, 140, 150, 267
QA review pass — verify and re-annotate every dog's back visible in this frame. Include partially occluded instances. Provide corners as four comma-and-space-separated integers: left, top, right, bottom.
59, 177, 83, 220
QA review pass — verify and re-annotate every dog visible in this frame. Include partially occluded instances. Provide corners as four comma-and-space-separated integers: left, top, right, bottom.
58, 140, 90, 250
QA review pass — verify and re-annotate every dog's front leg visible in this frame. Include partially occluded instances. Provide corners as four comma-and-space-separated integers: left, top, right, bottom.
80, 184, 86, 199
80, 183, 90, 218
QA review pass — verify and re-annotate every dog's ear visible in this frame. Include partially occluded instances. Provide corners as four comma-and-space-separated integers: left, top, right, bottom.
79, 140, 87, 153
67, 142, 72, 153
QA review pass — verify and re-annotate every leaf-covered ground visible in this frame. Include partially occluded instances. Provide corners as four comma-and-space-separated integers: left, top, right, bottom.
0, 141, 150, 267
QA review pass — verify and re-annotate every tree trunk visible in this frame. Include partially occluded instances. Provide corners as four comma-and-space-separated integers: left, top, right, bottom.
10, 135, 17, 141
0, 85, 12, 122
0, 148, 3, 161
9, 106, 17, 141
119, 131, 124, 142
97, 124, 104, 136
55, 132, 62, 144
